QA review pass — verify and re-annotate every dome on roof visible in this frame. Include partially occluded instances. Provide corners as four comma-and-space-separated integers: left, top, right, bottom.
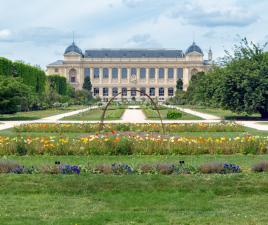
186, 42, 203, 55
64, 42, 83, 55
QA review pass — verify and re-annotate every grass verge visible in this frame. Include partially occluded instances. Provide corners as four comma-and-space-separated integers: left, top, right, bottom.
0, 105, 87, 121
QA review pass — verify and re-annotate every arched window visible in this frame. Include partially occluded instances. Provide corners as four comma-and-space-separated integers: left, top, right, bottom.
69, 69, 77, 83
112, 87, 118, 96
122, 87, 127, 96
131, 88, 136, 96
159, 87, 164, 96
103, 87, 109, 96
150, 87, 155, 96
140, 87, 146, 96
168, 88, 174, 96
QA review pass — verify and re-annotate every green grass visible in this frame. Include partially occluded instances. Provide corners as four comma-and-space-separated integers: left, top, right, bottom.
257, 122, 268, 125
181, 105, 262, 120
62, 108, 125, 121
0, 105, 87, 121
0, 170, 268, 224
1, 125, 268, 138
143, 107, 201, 120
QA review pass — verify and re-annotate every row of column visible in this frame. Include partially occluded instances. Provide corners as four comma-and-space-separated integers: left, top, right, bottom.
89, 67, 183, 84
94, 87, 174, 98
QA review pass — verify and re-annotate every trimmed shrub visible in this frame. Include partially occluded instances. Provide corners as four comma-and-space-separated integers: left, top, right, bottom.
111, 163, 134, 174
156, 164, 175, 175
0, 160, 23, 173
200, 162, 241, 174
252, 161, 268, 172
94, 164, 113, 174
138, 164, 155, 174
167, 110, 182, 119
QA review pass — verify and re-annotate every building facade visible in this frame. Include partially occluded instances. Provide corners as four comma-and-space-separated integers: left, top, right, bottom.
46, 42, 212, 101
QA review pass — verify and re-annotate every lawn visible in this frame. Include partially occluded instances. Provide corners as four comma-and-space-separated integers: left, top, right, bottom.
143, 106, 201, 120
181, 105, 263, 120
0, 105, 87, 121
61, 107, 125, 121
0, 168, 268, 224
257, 122, 268, 125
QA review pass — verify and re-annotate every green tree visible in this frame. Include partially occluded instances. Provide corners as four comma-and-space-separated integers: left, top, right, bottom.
0, 76, 35, 114
82, 76, 92, 92
220, 42, 268, 118
176, 78, 183, 91
48, 75, 67, 95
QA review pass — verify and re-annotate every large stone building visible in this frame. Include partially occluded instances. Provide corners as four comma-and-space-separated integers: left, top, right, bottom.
47, 42, 212, 101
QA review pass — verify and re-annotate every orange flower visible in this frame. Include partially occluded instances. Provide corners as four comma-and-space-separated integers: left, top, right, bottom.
114, 137, 120, 142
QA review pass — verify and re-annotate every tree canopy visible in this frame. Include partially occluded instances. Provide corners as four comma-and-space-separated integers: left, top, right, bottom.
186, 38, 268, 118
0, 76, 35, 114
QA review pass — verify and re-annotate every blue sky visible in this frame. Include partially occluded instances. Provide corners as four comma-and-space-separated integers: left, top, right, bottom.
0, 0, 267, 68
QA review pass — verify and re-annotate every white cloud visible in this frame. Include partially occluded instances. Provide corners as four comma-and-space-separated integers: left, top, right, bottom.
169, 0, 258, 27
0, 29, 11, 38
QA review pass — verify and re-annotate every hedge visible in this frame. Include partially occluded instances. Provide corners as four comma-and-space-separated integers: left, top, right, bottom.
0, 57, 46, 94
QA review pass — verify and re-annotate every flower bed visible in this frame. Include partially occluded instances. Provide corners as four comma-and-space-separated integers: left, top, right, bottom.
15, 122, 246, 133
0, 134, 267, 156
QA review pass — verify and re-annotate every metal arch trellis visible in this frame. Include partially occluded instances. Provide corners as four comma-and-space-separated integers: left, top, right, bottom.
99, 89, 165, 134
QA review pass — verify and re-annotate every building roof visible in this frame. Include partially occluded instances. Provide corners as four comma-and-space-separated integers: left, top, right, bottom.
48, 60, 64, 66
186, 42, 203, 55
64, 42, 83, 55
84, 49, 184, 58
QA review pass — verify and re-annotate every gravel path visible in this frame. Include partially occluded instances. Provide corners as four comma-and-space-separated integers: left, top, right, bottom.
121, 108, 147, 123
1, 105, 268, 131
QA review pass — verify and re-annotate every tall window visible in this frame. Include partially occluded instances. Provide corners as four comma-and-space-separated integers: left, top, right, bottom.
112, 87, 118, 96
159, 87, 164, 96
103, 87, 109, 96
131, 88, 136, 96
94, 68, 99, 79
177, 68, 183, 79
69, 69, 77, 83
140, 87, 146, 96
122, 68, 127, 79
140, 68, 146, 79
131, 68, 136, 75
159, 68, 164, 79
93, 88, 99, 96
168, 88, 174, 96
149, 68, 155, 79
150, 87, 155, 96
112, 68, 118, 79
168, 68, 174, 79
103, 68, 109, 79
122, 87, 127, 96
84, 68, 90, 77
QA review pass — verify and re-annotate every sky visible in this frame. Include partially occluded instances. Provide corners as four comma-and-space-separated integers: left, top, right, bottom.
0, 0, 268, 69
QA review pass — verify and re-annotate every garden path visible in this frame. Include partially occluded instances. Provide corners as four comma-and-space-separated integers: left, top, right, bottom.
165, 105, 268, 131
121, 108, 147, 123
